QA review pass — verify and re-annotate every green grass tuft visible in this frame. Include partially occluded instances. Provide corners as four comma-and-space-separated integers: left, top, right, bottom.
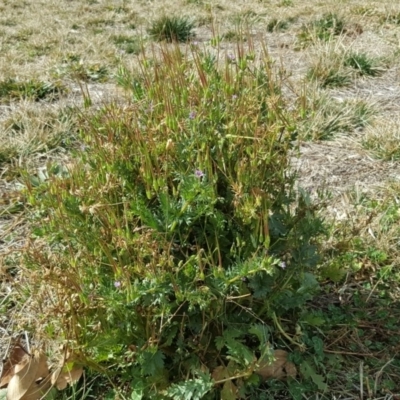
382, 11, 400, 25
362, 117, 400, 160
344, 52, 381, 76
267, 18, 290, 32
307, 66, 351, 88
0, 79, 65, 103
296, 92, 374, 140
148, 15, 195, 42
297, 13, 345, 47
112, 34, 141, 54
314, 13, 344, 39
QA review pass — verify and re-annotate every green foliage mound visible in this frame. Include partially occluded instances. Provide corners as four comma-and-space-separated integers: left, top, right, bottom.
148, 15, 195, 42
22, 45, 325, 398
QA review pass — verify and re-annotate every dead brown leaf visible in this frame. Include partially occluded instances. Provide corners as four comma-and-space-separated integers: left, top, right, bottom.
256, 349, 297, 381
221, 380, 237, 400
212, 366, 229, 383
284, 359, 297, 378
6, 351, 49, 400
19, 378, 51, 400
0, 341, 28, 388
51, 359, 83, 391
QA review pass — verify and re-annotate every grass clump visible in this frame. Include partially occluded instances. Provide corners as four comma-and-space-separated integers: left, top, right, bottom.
381, 11, 400, 25
266, 18, 290, 32
0, 106, 78, 165
0, 78, 64, 103
362, 117, 400, 161
307, 47, 382, 88
313, 13, 345, 40
306, 44, 351, 88
222, 30, 247, 42
296, 92, 374, 140
53, 55, 108, 82
297, 13, 345, 47
148, 15, 195, 42
344, 52, 381, 76
17, 44, 327, 398
112, 34, 141, 54
307, 65, 350, 88
279, 0, 293, 6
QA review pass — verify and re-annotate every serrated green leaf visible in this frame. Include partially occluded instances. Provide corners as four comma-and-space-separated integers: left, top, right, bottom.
131, 380, 145, 400
301, 313, 325, 327
297, 273, 319, 294
222, 328, 242, 341
215, 336, 225, 351
248, 324, 270, 347
321, 264, 347, 282
225, 337, 255, 366
141, 348, 165, 376
312, 336, 324, 358
300, 360, 327, 391
131, 389, 143, 400
165, 372, 213, 400
288, 379, 309, 400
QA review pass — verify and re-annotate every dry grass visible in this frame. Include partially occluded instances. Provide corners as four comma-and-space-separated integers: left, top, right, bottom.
1, 0, 400, 398
363, 116, 400, 161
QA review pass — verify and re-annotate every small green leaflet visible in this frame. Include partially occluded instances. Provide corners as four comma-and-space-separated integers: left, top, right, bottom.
130, 376, 146, 400
300, 360, 327, 391
141, 348, 165, 376
131, 385, 144, 400
165, 372, 213, 400
297, 272, 319, 294
248, 324, 270, 347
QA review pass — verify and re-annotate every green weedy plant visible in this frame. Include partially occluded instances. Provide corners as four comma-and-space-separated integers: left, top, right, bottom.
148, 15, 195, 42
19, 43, 325, 398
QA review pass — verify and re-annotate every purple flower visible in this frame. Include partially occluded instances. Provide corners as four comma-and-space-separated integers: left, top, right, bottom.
194, 169, 205, 178
189, 111, 196, 120
227, 53, 236, 62
232, 94, 238, 100
114, 281, 121, 288
279, 262, 286, 269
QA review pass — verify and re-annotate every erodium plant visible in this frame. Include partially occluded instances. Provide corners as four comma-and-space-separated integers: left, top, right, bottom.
20, 43, 325, 398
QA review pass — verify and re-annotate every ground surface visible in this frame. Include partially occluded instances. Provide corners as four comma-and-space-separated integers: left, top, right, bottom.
1, 0, 400, 398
